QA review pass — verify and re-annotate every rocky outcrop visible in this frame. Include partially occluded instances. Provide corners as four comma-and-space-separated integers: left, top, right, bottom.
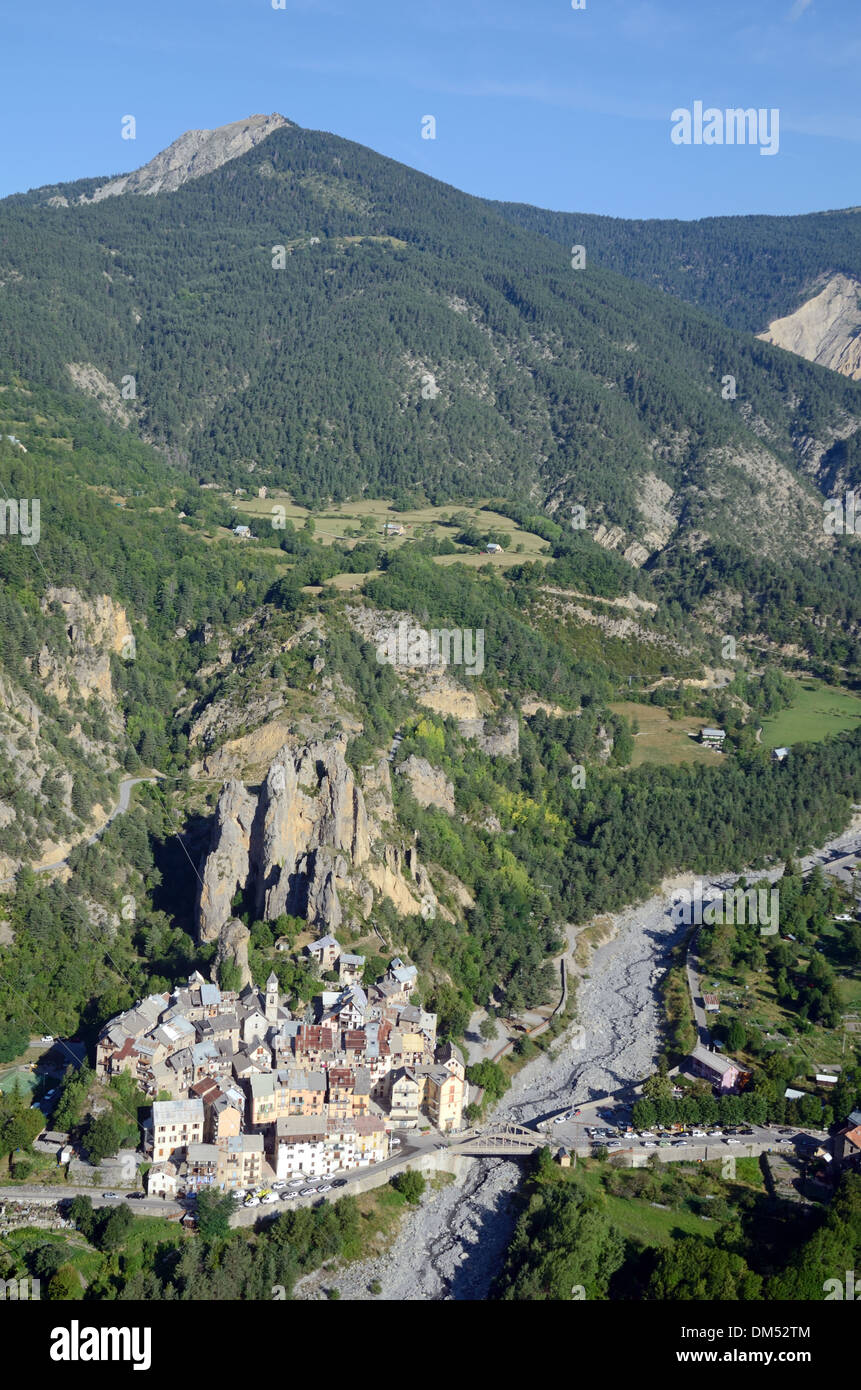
361, 756, 395, 830
37, 586, 134, 707
212, 917, 252, 990
196, 781, 257, 944
758, 274, 861, 382
344, 604, 483, 721
84, 114, 290, 202
196, 738, 370, 942
457, 715, 519, 758
66, 363, 135, 427
397, 754, 455, 814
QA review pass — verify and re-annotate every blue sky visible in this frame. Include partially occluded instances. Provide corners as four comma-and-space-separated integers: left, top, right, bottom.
2, 0, 859, 218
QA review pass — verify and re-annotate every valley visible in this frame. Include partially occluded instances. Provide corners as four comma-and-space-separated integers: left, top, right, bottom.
1, 98, 860, 1316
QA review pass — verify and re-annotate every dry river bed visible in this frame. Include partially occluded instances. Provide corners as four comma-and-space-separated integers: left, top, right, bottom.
298, 822, 861, 1301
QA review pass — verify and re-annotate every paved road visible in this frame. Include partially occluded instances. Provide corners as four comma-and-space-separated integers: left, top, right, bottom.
0, 775, 162, 889
0, 1184, 182, 1217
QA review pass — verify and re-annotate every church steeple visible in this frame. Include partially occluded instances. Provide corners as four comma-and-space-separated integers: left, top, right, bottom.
265, 972, 279, 1023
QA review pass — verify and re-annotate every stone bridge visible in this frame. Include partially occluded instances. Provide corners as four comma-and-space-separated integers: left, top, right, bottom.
447, 1121, 544, 1158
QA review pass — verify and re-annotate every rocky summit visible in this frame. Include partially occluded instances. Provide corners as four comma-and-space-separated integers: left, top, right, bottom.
86, 113, 291, 201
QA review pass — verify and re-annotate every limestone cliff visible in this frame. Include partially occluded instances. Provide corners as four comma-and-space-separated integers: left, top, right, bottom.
37, 586, 134, 707
195, 781, 257, 945
758, 273, 861, 382
196, 737, 371, 943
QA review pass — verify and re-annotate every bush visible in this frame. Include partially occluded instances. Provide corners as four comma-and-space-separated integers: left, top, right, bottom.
391, 1169, 426, 1205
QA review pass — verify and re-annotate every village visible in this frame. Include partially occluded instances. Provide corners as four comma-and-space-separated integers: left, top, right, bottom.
93, 933, 466, 1204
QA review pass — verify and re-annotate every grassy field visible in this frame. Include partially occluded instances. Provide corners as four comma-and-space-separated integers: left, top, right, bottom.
759, 679, 861, 749
610, 702, 725, 768
231, 493, 551, 573
570, 1164, 717, 1246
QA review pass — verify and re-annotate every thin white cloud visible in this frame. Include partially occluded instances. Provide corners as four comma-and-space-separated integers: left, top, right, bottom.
787, 0, 813, 20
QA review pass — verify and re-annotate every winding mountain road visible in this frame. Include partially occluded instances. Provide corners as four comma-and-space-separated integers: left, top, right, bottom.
0, 774, 162, 890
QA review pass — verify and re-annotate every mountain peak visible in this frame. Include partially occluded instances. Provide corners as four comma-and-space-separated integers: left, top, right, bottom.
86, 113, 291, 201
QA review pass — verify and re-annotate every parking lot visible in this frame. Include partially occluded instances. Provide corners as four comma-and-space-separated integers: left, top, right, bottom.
540, 1102, 825, 1164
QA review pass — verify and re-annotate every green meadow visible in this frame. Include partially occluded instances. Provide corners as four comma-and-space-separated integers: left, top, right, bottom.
759, 679, 861, 749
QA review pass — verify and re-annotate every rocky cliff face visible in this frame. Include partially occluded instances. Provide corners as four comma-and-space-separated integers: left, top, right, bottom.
36, 586, 134, 707
397, 755, 455, 814
758, 273, 861, 381
195, 780, 258, 945
84, 114, 290, 202
196, 737, 371, 944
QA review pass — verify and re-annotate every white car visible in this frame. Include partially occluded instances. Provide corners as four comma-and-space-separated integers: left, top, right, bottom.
638, 1131, 655, 1139
287, 1177, 305, 1187
643, 1141, 657, 1148
725, 1138, 740, 1145
244, 1196, 260, 1208
553, 1114, 568, 1125
390, 1137, 402, 1147
317, 1183, 333, 1193
300, 1186, 318, 1197
40, 1035, 54, 1044
271, 1181, 287, 1191
692, 1130, 707, 1138
260, 1192, 278, 1204
279, 1190, 296, 1201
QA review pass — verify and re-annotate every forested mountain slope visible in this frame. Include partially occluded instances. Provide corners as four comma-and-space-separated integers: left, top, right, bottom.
491, 199, 861, 337
1, 121, 860, 566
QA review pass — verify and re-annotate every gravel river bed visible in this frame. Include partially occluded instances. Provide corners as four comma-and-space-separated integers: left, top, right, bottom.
298, 821, 861, 1301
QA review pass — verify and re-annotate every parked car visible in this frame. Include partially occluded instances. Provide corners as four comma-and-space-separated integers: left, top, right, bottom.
553, 1114, 567, 1124
691, 1130, 707, 1138
332, 1179, 348, 1188
271, 1181, 287, 1191
40, 1035, 54, 1044
725, 1138, 740, 1145
643, 1141, 657, 1148
317, 1183, 333, 1193
101, 1191, 121, 1199
300, 1187, 317, 1197
672, 1140, 687, 1147
244, 1196, 260, 1207
279, 1191, 295, 1201
287, 1177, 305, 1187
390, 1137, 402, 1146
260, 1192, 278, 1204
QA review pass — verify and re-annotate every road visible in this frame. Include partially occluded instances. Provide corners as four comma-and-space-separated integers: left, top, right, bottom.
1, 1184, 182, 1217
1, 1132, 442, 1226
0, 775, 162, 889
